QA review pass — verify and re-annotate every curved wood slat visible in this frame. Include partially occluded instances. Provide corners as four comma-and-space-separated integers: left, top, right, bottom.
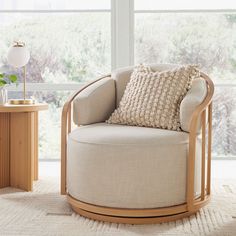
68, 195, 210, 224
201, 110, 206, 200
187, 72, 214, 211
67, 194, 188, 217
72, 207, 196, 225
207, 102, 213, 195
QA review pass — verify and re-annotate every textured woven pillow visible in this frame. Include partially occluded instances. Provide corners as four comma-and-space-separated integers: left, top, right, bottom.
107, 64, 200, 131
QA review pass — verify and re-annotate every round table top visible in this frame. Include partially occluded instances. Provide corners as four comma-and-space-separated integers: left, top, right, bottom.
0, 103, 48, 113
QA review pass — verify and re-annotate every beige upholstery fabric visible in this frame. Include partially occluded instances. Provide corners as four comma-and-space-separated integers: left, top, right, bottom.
112, 65, 207, 132
113, 64, 180, 106
73, 77, 116, 126
107, 65, 199, 131
180, 78, 208, 132
67, 123, 201, 209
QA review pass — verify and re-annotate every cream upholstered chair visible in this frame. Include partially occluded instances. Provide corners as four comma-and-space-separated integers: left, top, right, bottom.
61, 64, 214, 224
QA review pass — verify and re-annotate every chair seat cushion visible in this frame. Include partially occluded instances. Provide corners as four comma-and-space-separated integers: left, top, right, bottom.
67, 123, 201, 209
69, 122, 189, 146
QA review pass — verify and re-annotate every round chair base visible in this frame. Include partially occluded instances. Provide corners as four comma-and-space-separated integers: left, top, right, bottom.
67, 194, 210, 225
72, 207, 196, 224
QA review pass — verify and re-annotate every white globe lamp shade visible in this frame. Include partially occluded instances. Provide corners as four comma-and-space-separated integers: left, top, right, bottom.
7, 43, 30, 68
6, 42, 34, 105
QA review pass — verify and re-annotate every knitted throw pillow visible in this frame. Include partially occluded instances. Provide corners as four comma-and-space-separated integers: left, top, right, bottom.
107, 64, 200, 131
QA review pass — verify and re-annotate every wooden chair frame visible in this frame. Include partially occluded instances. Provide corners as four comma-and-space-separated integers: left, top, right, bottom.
61, 72, 214, 224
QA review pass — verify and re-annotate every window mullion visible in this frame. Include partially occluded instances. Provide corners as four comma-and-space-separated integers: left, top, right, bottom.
111, 0, 134, 70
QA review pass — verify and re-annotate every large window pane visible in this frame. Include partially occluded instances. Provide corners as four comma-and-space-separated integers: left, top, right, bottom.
135, 13, 236, 158
0, 13, 111, 83
135, 0, 236, 11
213, 87, 236, 158
0, 0, 110, 10
135, 13, 236, 83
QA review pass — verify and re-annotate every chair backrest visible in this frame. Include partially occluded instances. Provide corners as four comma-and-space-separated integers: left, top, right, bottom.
111, 64, 209, 132
112, 64, 180, 106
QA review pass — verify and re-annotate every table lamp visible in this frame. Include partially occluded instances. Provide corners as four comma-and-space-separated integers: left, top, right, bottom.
7, 41, 34, 105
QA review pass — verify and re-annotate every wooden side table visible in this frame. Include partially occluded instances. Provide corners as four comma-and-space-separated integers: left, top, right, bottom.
0, 103, 48, 191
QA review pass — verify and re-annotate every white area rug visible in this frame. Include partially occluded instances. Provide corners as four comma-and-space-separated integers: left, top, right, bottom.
0, 177, 236, 236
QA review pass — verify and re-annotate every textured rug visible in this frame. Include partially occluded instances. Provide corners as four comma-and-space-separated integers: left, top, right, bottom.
0, 177, 235, 236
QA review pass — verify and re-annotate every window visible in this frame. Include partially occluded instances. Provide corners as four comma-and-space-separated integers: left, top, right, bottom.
135, 0, 236, 159
0, 0, 111, 160
1, 0, 235, 159
135, 0, 236, 10
0, 0, 111, 10
0, 13, 111, 83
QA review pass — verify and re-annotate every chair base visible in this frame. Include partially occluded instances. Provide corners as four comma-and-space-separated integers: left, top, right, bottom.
72, 207, 197, 224
67, 194, 210, 224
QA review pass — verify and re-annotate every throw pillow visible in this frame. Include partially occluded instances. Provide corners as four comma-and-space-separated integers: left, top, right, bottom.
107, 64, 200, 131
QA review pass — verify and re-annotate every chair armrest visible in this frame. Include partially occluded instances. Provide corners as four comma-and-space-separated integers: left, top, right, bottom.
73, 77, 116, 125
185, 72, 214, 210
180, 78, 208, 132
61, 74, 112, 194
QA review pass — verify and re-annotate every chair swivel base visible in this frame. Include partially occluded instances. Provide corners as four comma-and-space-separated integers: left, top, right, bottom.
67, 194, 210, 225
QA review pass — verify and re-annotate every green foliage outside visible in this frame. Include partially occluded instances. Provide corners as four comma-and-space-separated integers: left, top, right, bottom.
0, 13, 110, 159
0, 73, 18, 87
1, 13, 236, 158
135, 13, 236, 157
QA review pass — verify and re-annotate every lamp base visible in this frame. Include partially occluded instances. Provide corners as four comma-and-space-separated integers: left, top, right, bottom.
8, 99, 35, 105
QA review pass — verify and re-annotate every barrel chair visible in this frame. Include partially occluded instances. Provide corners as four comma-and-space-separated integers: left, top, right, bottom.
61, 64, 214, 224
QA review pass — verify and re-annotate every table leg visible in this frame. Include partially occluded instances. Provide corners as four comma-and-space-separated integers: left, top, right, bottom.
10, 112, 36, 191
34, 112, 38, 181
0, 113, 10, 188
